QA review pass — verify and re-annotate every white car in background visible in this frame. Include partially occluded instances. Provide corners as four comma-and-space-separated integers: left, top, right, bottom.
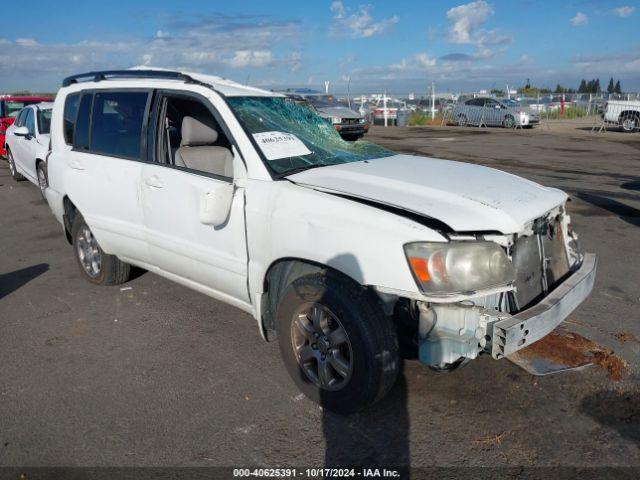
5, 102, 53, 198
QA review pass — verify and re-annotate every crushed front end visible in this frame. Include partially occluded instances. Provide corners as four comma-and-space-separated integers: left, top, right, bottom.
391, 205, 597, 370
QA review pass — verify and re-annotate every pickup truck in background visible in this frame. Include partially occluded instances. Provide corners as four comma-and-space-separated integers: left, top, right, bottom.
602, 100, 640, 132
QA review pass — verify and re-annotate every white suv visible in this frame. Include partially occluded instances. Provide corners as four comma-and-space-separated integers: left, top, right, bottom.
45, 69, 596, 413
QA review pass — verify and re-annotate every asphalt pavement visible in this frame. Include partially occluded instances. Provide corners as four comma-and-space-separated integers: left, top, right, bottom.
0, 122, 638, 472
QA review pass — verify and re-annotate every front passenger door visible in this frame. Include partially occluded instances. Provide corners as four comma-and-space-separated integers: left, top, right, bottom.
141, 92, 249, 306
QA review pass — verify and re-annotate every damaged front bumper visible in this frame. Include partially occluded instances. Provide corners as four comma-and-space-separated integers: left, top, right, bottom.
491, 253, 597, 359
415, 253, 597, 368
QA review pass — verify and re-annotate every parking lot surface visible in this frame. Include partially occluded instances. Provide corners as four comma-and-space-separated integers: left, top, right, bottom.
1, 123, 639, 469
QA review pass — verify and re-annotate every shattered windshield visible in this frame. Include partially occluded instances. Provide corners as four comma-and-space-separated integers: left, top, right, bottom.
227, 96, 394, 176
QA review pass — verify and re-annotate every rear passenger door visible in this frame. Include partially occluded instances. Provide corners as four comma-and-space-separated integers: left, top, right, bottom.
141, 91, 249, 306
63, 89, 152, 264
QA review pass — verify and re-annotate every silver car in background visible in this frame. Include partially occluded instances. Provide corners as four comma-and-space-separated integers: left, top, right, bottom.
284, 91, 369, 140
452, 97, 540, 128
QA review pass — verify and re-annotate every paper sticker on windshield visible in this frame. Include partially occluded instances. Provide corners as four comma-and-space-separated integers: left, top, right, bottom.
253, 131, 312, 160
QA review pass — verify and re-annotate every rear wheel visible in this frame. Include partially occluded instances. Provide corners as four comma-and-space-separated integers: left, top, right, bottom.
619, 114, 639, 133
71, 215, 131, 285
7, 150, 25, 181
36, 162, 47, 201
276, 271, 399, 414
457, 113, 468, 127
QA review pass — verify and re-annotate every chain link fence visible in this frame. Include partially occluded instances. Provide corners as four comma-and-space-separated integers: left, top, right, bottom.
403, 93, 640, 133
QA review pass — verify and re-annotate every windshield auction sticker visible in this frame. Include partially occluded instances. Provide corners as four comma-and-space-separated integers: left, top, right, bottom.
253, 131, 312, 160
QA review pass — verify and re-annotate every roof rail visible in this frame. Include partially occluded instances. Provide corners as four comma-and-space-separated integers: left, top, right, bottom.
61, 69, 203, 88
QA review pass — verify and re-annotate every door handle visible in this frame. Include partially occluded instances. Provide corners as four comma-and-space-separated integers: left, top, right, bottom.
68, 159, 85, 170
144, 176, 164, 189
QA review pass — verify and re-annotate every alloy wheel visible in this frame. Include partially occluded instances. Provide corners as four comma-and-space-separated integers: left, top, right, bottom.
622, 117, 638, 132
291, 303, 353, 391
8, 152, 16, 175
76, 226, 102, 278
37, 165, 47, 194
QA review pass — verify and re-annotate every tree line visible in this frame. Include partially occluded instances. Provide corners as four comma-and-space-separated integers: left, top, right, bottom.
551, 78, 623, 94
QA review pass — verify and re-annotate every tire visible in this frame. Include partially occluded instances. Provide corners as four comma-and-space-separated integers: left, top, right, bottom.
7, 149, 25, 181
71, 215, 131, 285
457, 114, 468, 127
619, 114, 639, 133
503, 115, 516, 129
276, 271, 399, 414
36, 161, 47, 201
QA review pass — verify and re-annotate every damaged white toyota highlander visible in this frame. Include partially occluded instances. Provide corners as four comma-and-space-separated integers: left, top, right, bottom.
44, 70, 596, 413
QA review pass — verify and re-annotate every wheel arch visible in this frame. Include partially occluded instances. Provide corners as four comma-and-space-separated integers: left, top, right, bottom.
259, 257, 366, 341
618, 110, 640, 120
62, 195, 79, 244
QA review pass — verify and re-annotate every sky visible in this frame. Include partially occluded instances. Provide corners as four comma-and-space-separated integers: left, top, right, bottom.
1, 0, 639, 95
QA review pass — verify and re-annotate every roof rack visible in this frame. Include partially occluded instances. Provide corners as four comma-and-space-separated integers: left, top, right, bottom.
61, 69, 205, 88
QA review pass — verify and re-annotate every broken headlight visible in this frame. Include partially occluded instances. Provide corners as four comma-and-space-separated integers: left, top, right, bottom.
404, 241, 515, 295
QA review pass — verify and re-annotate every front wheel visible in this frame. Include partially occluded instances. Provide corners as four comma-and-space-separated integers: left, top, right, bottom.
503, 115, 516, 129
276, 271, 399, 414
620, 114, 639, 133
7, 150, 25, 181
71, 215, 131, 285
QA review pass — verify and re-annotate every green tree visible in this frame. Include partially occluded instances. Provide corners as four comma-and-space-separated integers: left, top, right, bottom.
578, 79, 587, 93
607, 77, 615, 93
614, 80, 622, 94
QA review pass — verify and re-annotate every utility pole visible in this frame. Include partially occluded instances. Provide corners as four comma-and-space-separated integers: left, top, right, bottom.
431, 81, 435, 120
347, 76, 351, 110
324, 81, 330, 94
383, 92, 388, 127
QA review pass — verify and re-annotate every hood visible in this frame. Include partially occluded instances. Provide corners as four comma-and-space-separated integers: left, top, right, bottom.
316, 106, 362, 119
288, 154, 567, 234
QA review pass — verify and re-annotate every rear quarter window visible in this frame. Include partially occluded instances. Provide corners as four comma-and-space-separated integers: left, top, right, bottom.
74, 94, 93, 150
64, 93, 81, 144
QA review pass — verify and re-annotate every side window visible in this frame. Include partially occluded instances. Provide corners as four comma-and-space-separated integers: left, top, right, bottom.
90, 91, 149, 159
74, 94, 93, 150
157, 94, 234, 179
14, 109, 26, 127
24, 109, 36, 136
64, 93, 81, 144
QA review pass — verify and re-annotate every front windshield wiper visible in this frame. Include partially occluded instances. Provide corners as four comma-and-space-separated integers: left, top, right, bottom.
275, 163, 335, 179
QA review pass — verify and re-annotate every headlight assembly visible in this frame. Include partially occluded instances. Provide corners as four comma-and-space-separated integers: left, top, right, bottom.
404, 241, 515, 295
331, 117, 342, 124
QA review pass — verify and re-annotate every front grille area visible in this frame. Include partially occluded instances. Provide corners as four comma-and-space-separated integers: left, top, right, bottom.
341, 118, 361, 125
511, 218, 570, 310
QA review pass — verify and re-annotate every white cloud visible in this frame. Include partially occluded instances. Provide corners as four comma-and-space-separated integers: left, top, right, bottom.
415, 53, 437, 68
0, 14, 302, 84
225, 50, 273, 68
613, 6, 635, 17
330, 1, 345, 19
445, 1, 510, 46
15, 38, 39, 47
447, 1, 492, 43
330, 2, 399, 38
570, 12, 588, 26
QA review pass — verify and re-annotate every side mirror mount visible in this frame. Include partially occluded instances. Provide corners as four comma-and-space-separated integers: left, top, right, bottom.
13, 126, 30, 137
199, 182, 234, 227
